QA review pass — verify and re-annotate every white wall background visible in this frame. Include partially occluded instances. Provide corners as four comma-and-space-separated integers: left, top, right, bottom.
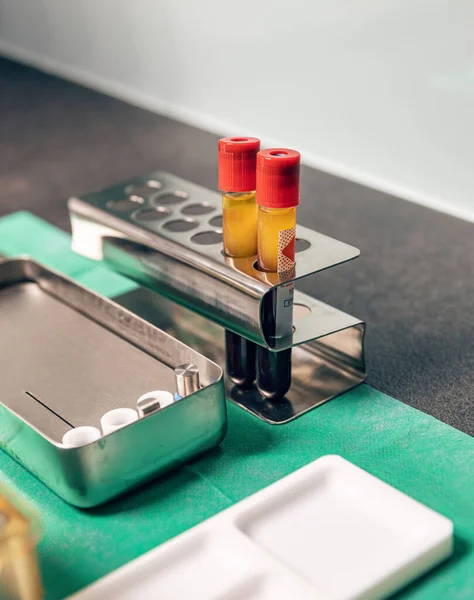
1, 0, 473, 221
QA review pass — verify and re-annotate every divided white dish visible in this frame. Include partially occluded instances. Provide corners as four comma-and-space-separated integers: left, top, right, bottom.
69, 455, 453, 600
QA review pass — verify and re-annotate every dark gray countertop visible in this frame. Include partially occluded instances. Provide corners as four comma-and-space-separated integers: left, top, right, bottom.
1, 57, 473, 436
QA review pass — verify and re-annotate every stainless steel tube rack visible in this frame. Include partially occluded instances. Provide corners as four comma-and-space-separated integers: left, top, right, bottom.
68, 171, 366, 424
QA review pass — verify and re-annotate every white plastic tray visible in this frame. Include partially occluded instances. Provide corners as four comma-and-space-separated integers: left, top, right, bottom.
69, 455, 453, 600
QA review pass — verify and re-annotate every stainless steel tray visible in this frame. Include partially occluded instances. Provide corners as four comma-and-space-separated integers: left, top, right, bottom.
0, 258, 226, 507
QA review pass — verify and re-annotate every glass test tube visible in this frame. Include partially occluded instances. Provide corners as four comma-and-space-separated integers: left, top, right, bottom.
256, 148, 301, 399
218, 136, 260, 387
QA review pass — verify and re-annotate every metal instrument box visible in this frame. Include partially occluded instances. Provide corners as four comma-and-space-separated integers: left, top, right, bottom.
0, 259, 226, 507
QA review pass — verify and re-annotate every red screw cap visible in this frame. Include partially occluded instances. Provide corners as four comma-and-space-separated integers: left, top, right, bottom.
256, 148, 301, 209
218, 137, 260, 192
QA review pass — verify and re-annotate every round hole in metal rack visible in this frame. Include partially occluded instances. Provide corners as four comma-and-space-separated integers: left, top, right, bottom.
125, 180, 162, 197
209, 215, 223, 228
163, 218, 198, 232
107, 196, 144, 212
293, 303, 311, 319
295, 238, 311, 253
181, 203, 214, 216
153, 190, 189, 206
252, 261, 294, 274
191, 231, 223, 245
134, 207, 170, 222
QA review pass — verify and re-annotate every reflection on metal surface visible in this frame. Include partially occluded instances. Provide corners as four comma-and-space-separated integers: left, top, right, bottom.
68, 171, 361, 350
117, 287, 366, 425
0, 259, 226, 507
